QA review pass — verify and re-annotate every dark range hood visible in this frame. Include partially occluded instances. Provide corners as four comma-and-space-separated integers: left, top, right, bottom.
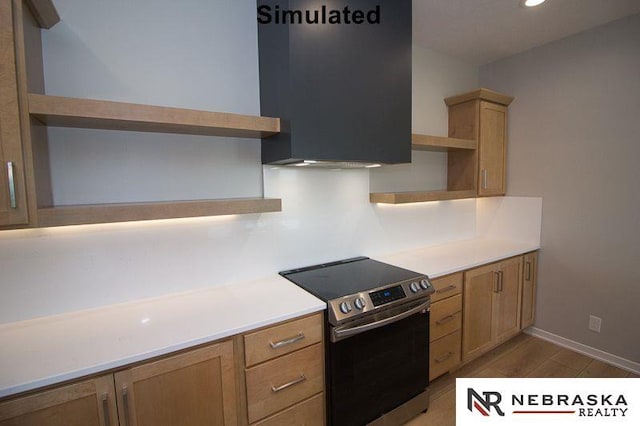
257, 0, 412, 167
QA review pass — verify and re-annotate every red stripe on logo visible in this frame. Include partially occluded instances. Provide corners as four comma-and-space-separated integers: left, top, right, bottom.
473, 401, 490, 416
513, 411, 576, 414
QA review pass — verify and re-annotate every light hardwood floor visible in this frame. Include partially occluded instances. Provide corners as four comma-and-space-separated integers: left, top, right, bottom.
406, 334, 638, 426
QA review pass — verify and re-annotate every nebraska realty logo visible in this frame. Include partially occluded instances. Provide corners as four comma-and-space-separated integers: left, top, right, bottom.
457, 378, 639, 425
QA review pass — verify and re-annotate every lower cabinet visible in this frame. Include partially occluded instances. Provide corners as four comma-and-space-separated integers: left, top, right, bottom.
0, 340, 238, 426
520, 251, 538, 329
462, 255, 526, 363
242, 313, 325, 425
0, 375, 116, 426
429, 272, 463, 381
114, 340, 237, 426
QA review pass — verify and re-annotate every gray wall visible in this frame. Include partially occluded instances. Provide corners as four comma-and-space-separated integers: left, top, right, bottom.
480, 14, 640, 362
370, 46, 478, 193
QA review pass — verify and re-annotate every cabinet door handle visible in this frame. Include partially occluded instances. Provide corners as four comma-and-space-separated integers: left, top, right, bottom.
101, 393, 111, 426
435, 352, 453, 363
269, 332, 305, 349
271, 373, 306, 393
436, 314, 456, 325
494, 271, 500, 293
481, 169, 488, 189
436, 285, 457, 294
526, 261, 532, 281
122, 386, 131, 426
6, 162, 17, 209
498, 270, 504, 292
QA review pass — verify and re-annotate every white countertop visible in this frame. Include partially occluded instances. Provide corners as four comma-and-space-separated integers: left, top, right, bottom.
0, 275, 325, 398
0, 237, 539, 399
377, 237, 540, 278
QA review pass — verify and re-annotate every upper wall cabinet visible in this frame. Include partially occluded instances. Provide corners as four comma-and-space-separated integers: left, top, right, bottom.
445, 88, 514, 197
0, 0, 30, 226
257, 0, 412, 166
1, 0, 283, 230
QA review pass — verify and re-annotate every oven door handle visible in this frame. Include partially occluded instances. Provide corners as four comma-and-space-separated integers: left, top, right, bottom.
331, 299, 430, 342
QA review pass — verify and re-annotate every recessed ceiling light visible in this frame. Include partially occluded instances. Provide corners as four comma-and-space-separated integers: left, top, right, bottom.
522, 0, 546, 7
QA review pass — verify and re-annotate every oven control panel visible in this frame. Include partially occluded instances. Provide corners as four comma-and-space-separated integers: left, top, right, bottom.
369, 285, 406, 306
328, 276, 434, 325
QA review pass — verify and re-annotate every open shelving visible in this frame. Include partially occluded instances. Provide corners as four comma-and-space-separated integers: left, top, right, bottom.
0, 0, 287, 229
370, 133, 477, 204
28, 94, 280, 139
26, 95, 283, 226
36, 198, 282, 227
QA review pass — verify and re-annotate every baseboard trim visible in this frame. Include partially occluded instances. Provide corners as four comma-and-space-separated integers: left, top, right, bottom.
524, 327, 640, 375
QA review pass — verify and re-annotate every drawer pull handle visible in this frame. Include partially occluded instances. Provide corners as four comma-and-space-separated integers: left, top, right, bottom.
436, 314, 457, 325
435, 352, 453, 363
435, 285, 457, 294
271, 373, 306, 393
7, 162, 17, 209
269, 332, 305, 349
101, 393, 110, 426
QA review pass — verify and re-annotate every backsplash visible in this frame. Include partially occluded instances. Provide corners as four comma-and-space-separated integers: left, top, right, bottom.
0, 165, 540, 323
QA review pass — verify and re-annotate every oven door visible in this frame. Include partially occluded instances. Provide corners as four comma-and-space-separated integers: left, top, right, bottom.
326, 298, 430, 426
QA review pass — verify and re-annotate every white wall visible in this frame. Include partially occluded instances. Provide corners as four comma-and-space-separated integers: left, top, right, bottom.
0, 1, 540, 324
480, 14, 640, 363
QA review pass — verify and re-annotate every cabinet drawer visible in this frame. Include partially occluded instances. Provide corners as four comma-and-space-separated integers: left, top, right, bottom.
244, 313, 323, 367
430, 294, 462, 342
246, 343, 324, 423
430, 330, 461, 381
430, 272, 463, 303
252, 393, 324, 426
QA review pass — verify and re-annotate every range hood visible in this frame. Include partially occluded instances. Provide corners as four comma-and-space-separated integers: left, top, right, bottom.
257, 0, 412, 167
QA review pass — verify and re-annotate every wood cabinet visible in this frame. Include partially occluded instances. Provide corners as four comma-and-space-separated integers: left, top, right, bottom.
462, 256, 523, 363
114, 340, 237, 426
0, 375, 117, 426
0, 0, 29, 226
445, 88, 513, 197
521, 251, 538, 329
242, 313, 325, 425
0, 340, 238, 426
429, 272, 463, 381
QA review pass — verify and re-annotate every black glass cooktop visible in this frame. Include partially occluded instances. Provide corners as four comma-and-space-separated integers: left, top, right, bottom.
280, 256, 424, 301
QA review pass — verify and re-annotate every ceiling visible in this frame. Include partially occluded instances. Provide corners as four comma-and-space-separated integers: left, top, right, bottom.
413, 0, 640, 65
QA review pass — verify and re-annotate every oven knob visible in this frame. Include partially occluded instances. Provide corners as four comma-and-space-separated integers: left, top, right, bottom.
339, 301, 352, 314
410, 282, 420, 293
420, 279, 430, 290
354, 297, 366, 310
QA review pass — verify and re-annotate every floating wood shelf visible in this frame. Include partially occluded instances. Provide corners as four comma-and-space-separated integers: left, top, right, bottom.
36, 198, 282, 227
411, 134, 476, 152
370, 190, 477, 204
28, 94, 281, 139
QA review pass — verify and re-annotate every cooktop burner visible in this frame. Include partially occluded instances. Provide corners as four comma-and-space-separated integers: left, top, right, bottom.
280, 257, 434, 325
280, 257, 421, 300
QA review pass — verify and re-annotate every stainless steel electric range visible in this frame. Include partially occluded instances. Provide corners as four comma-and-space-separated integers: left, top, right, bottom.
280, 256, 435, 426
